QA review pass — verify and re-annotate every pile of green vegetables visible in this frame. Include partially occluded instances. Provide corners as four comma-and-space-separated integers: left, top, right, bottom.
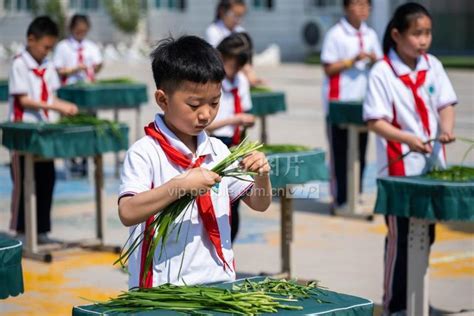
56, 113, 122, 139
90, 278, 328, 315
250, 86, 272, 93
259, 144, 311, 154
425, 166, 474, 182
115, 140, 262, 283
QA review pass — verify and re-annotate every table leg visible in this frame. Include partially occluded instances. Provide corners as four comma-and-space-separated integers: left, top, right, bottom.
407, 218, 430, 316
280, 189, 293, 277
347, 124, 360, 215
24, 154, 37, 254
94, 155, 106, 244
113, 108, 120, 178
260, 116, 267, 144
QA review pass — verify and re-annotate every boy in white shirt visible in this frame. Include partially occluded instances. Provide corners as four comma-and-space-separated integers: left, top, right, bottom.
9, 16, 78, 242
118, 36, 272, 288
320, 0, 382, 210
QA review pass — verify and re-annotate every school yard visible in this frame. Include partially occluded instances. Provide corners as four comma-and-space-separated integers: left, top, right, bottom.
0, 62, 473, 315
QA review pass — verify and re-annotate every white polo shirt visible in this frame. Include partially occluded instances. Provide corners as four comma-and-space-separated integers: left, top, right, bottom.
321, 17, 382, 113
119, 114, 253, 288
212, 73, 252, 138
205, 20, 245, 47
363, 49, 458, 176
53, 37, 102, 84
8, 49, 60, 123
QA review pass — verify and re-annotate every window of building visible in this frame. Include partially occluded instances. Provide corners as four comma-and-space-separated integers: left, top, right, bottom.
3, 0, 33, 12
309, 0, 340, 8
252, 0, 274, 10
155, 0, 186, 11
69, 0, 100, 11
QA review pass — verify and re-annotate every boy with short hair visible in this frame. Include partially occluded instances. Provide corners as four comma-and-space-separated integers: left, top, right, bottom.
9, 16, 78, 242
118, 36, 272, 288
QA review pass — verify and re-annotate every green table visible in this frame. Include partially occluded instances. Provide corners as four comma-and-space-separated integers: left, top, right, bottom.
250, 91, 287, 143
327, 101, 371, 219
0, 79, 7, 102
58, 82, 148, 176
72, 277, 373, 315
267, 149, 328, 277
0, 236, 24, 299
0, 122, 129, 262
375, 176, 474, 316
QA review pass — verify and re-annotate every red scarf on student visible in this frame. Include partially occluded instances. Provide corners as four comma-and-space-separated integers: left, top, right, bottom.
230, 88, 243, 146
139, 122, 231, 287
31, 68, 49, 118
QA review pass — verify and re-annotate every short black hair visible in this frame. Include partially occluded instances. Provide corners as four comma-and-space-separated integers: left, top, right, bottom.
217, 32, 252, 67
343, 0, 371, 7
69, 14, 90, 31
215, 0, 246, 21
150, 36, 225, 93
27, 16, 59, 39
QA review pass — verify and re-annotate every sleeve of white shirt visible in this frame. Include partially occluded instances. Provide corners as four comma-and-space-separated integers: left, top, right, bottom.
363, 64, 393, 122
47, 63, 61, 92
119, 141, 154, 198
90, 42, 103, 65
431, 56, 458, 109
239, 74, 252, 112
205, 24, 221, 47
53, 42, 68, 69
371, 30, 384, 59
8, 59, 29, 95
320, 29, 339, 64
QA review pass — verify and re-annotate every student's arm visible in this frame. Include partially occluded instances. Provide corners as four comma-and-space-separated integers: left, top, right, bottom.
206, 114, 255, 133
438, 105, 455, 144
118, 168, 221, 226
367, 119, 431, 154
323, 52, 369, 77
240, 151, 272, 212
16, 95, 78, 116
57, 65, 87, 77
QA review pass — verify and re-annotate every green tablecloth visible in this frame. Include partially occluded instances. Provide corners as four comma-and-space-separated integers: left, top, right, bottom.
250, 91, 287, 116
0, 236, 24, 299
267, 149, 328, 189
328, 101, 365, 126
375, 176, 474, 221
0, 79, 8, 102
57, 83, 148, 109
0, 122, 129, 158
72, 277, 373, 315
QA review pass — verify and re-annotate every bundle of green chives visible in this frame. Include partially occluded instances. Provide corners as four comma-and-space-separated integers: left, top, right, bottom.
91, 283, 302, 315
56, 113, 122, 139
232, 278, 330, 303
115, 140, 263, 283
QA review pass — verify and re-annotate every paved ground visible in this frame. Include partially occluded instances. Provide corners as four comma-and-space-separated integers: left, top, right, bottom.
0, 61, 473, 315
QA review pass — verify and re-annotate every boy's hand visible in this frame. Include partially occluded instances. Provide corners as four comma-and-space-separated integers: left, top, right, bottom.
235, 113, 255, 127
438, 131, 455, 144
240, 151, 270, 176
54, 100, 78, 116
177, 167, 221, 196
405, 134, 432, 154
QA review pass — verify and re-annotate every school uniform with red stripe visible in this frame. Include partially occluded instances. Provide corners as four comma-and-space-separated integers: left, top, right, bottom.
119, 114, 253, 288
363, 49, 457, 314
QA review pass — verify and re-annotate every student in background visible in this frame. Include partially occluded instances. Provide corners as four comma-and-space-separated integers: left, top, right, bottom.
206, 33, 256, 242
320, 0, 382, 212
363, 3, 456, 314
9, 16, 78, 243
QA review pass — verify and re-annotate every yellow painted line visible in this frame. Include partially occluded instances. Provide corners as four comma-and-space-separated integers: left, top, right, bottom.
369, 223, 473, 242
2, 250, 123, 316
430, 251, 474, 278
430, 251, 474, 264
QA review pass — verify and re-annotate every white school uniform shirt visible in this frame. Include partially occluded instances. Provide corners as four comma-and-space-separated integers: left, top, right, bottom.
119, 114, 253, 288
8, 49, 61, 123
205, 20, 245, 47
213, 73, 252, 138
363, 49, 458, 176
53, 37, 102, 84
321, 17, 382, 114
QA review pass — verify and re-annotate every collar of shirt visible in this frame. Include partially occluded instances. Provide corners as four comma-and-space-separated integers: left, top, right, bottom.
68, 37, 86, 49
20, 48, 48, 69
153, 113, 216, 159
388, 49, 430, 77
215, 19, 245, 34
221, 74, 241, 92
340, 17, 368, 36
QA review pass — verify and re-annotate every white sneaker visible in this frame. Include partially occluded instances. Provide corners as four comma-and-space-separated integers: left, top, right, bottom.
38, 233, 60, 245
